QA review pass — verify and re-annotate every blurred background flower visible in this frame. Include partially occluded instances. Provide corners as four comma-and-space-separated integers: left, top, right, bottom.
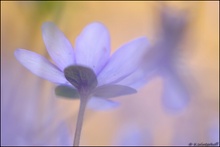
1, 1, 219, 146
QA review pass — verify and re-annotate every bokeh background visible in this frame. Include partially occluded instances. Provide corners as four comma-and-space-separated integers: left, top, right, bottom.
1, 1, 219, 146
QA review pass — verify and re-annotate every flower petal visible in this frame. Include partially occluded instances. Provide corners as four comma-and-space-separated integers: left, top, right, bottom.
117, 66, 156, 89
161, 69, 190, 112
14, 48, 67, 84
87, 97, 120, 110
42, 22, 75, 71
97, 37, 149, 86
93, 84, 137, 98
113, 124, 152, 146
75, 22, 110, 74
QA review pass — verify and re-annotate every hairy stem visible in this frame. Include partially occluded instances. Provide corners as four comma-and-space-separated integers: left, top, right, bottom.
73, 95, 88, 146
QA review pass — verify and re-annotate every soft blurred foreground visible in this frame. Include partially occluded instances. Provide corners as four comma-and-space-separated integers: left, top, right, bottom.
1, 1, 219, 146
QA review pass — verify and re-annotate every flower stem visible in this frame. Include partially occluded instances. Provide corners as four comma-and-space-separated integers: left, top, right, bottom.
73, 96, 88, 146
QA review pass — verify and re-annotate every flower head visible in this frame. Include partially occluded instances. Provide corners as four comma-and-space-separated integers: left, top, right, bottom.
141, 6, 191, 112
14, 22, 149, 106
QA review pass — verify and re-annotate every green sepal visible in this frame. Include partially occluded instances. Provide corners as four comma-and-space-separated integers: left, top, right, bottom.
55, 85, 80, 99
64, 65, 97, 92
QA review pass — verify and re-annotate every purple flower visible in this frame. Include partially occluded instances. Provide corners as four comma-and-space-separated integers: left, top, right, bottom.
14, 22, 149, 145
14, 22, 149, 107
142, 6, 191, 112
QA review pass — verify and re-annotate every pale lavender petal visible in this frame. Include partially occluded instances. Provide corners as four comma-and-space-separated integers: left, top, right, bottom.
208, 118, 219, 143
117, 45, 160, 89
161, 69, 190, 112
117, 66, 156, 89
97, 37, 149, 86
93, 84, 137, 98
14, 49, 67, 84
87, 97, 120, 110
42, 22, 75, 71
113, 124, 152, 146
75, 22, 110, 74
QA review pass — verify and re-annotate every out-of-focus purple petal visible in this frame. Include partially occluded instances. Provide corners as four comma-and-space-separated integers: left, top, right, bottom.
87, 97, 120, 110
161, 69, 190, 112
97, 37, 149, 86
93, 84, 137, 98
75, 22, 110, 74
14, 48, 67, 84
117, 45, 161, 89
117, 66, 156, 89
42, 22, 75, 71
113, 124, 152, 146
208, 118, 219, 143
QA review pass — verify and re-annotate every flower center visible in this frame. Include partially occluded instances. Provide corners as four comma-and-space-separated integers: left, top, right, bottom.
64, 65, 98, 97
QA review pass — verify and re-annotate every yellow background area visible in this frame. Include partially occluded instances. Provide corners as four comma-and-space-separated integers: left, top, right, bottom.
1, 1, 219, 146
